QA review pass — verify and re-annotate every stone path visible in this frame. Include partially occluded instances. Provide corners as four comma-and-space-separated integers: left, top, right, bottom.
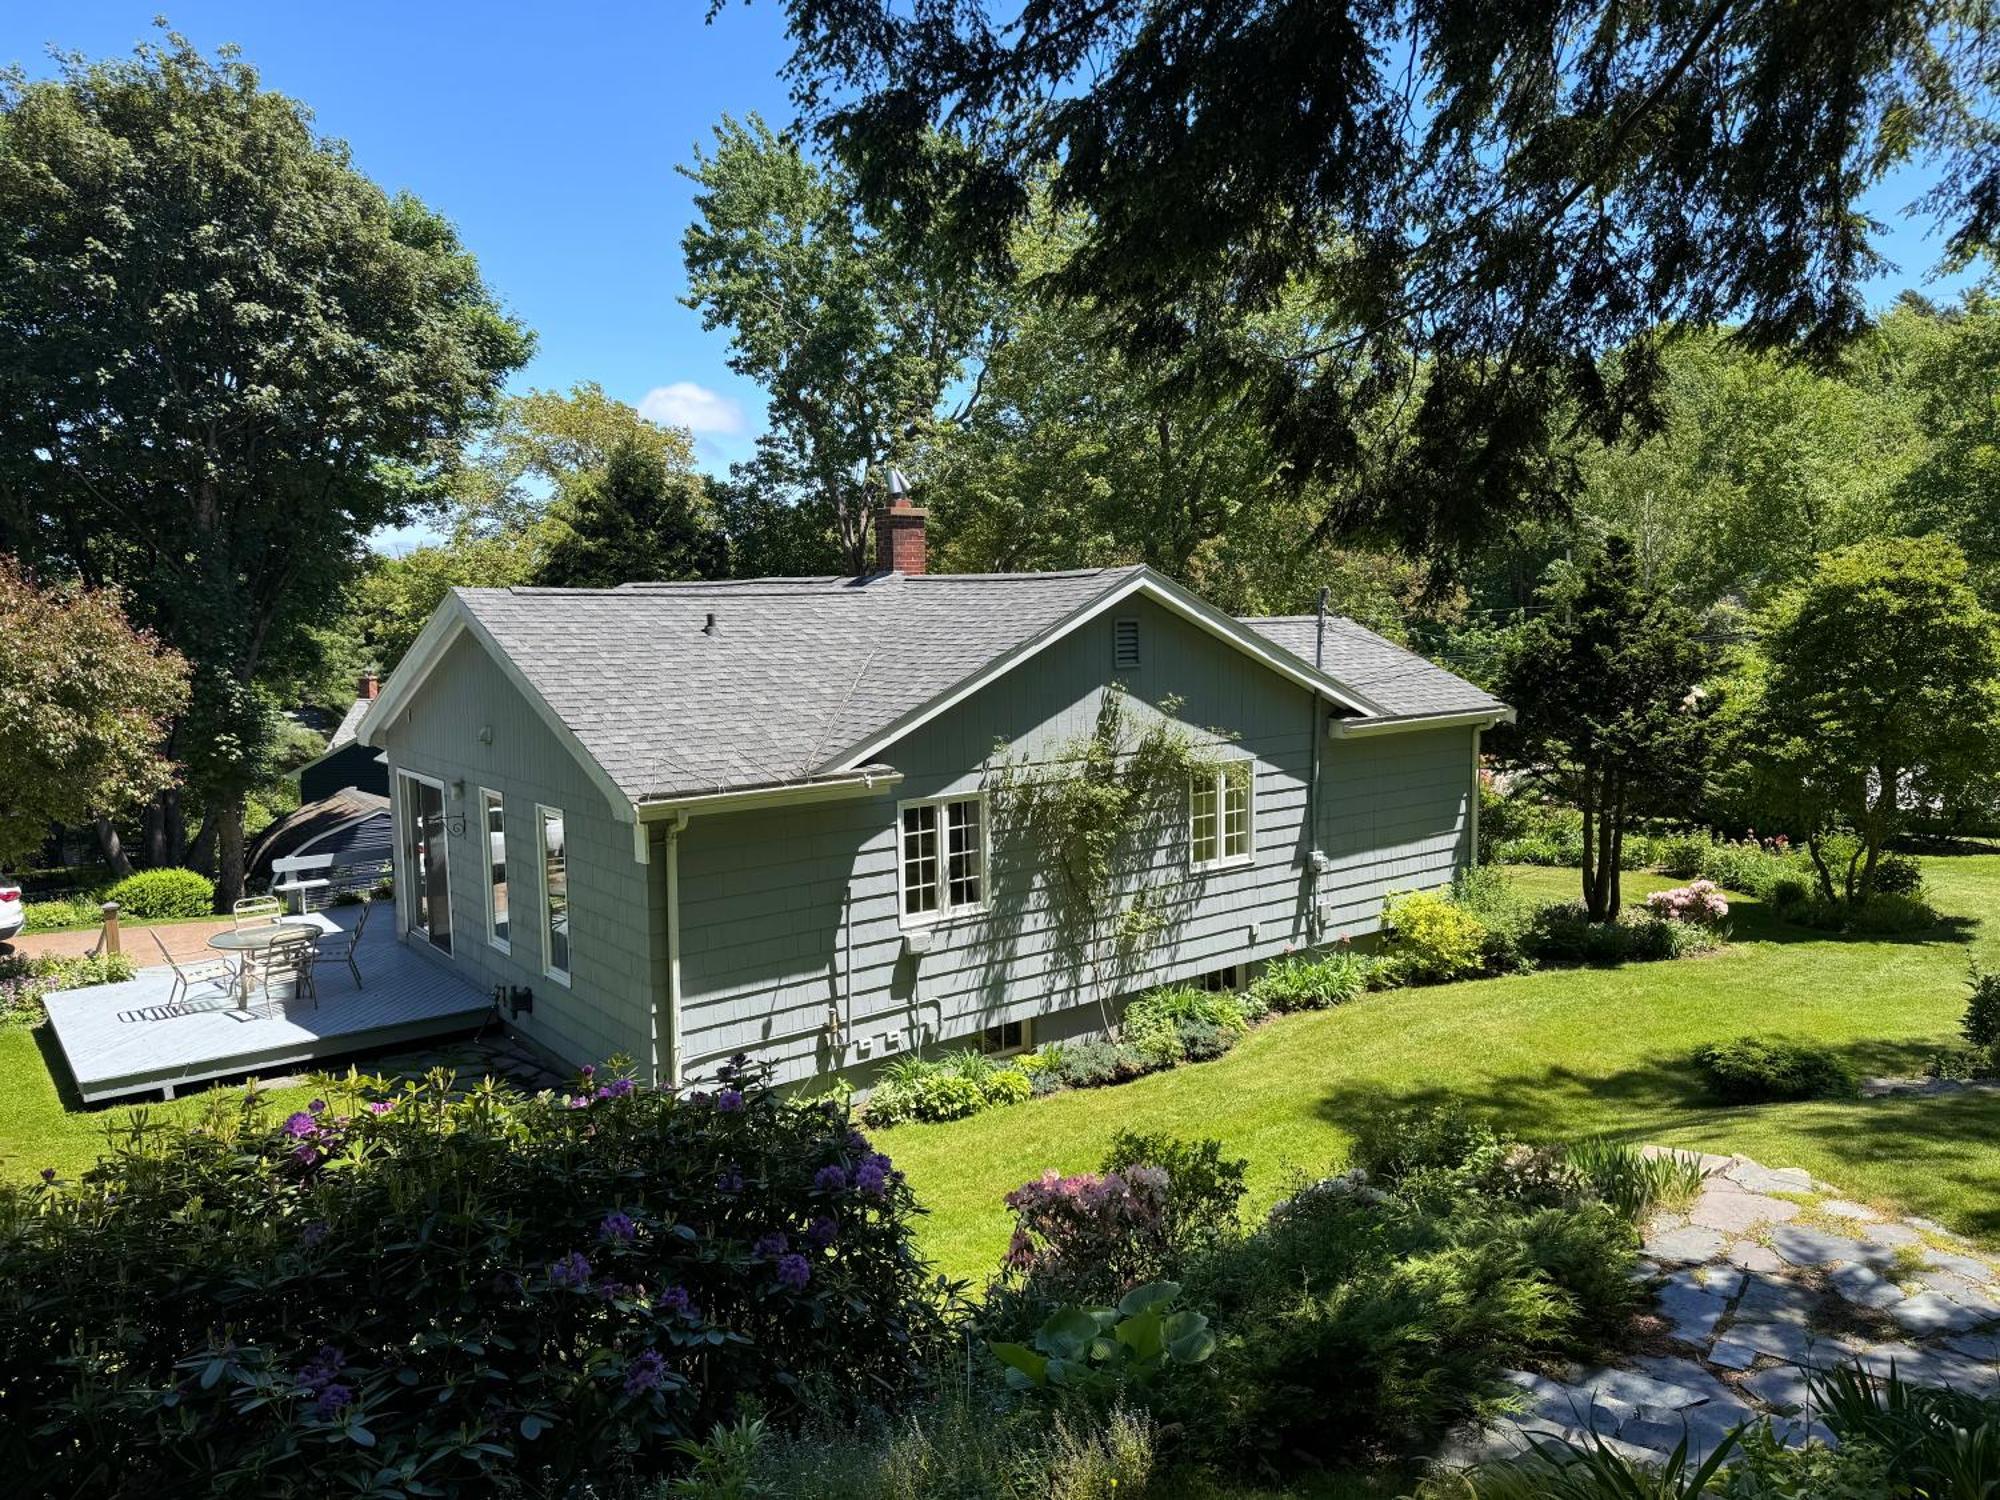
1441, 1149, 2000, 1469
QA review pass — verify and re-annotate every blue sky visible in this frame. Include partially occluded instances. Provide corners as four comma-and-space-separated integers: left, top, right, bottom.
2, 4, 1982, 553
0, 2, 799, 548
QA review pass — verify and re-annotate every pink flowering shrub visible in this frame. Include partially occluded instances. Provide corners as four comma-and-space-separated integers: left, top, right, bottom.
0, 1054, 945, 1495
1645, 879, 1730, 926
1001, 1164, 1175, 1304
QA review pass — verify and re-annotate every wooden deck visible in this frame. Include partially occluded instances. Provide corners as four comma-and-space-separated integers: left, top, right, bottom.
44, 907, 494, 1103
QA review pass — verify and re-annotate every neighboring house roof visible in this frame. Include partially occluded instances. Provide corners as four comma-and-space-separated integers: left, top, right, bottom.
247, 789, 390, 882
360, 566, 1510, 816
289, 696, 372, 784
1241, 615, 1509, 723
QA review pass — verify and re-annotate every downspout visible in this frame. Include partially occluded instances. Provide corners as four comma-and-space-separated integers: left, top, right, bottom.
664, 810, 688, 1087
1469, 726, 1485, 869
1305, 587, 1329, 941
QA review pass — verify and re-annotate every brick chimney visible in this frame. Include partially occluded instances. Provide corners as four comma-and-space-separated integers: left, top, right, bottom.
873, 469, 928, 576
359, 671, 380, 701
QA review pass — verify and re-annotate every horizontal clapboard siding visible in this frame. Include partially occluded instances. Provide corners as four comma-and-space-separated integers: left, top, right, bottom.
676, 598, 1476, 1085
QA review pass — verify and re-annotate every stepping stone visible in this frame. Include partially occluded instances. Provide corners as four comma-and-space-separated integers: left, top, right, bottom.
1712, 1318, 1854, 1371
1566, 1365, 1711, 1414
1771, 1224, 1870, 1267
1738, 1272, 1819, 1321
1770, 1414, 1839, 1450
1502, 1369, 1636, 1429
1828, 1260, 1907, 1312
1858, 1222, 1923, 1249
1658, 1277, 1732, 1343
1820, 1199, 1882, 1222
1909, 1217, 1962, 1239
1944, 1332, 2000, 1363
1690, 1186, 1800, 1234
1647, 1225, 1729, 1263
1727, 1162, 1814, 1195
1744, 1364, 1815, 1412
1916, 1269, 1999, 1307
1924, 1251, 1998, 1283
1726, 1239, 1786, 1272
1889, 1290, 1995, 1336
1627, 1354, 1755, 1412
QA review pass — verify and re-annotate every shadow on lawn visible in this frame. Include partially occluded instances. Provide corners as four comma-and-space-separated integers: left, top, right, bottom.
1311, 1040, 2000, 1241
1710, 897, 1978, 950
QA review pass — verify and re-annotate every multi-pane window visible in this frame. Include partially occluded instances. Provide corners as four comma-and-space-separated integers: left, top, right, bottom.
981, 1018, 1030, 1055
900, 795, 986, 919
481, 789, 510, 950
1190, 763, 1254, 868
539, 805, 570, 982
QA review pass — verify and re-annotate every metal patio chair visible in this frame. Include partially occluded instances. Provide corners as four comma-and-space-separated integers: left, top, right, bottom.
149, 929, 237, 1013
233, 895, 282, 932
313, 898, 370, 989
259, 929, 318, 1013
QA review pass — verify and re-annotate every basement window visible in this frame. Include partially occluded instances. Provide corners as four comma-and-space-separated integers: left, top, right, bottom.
980, 1018, 1031, 1056
1198, 965, 1241, 994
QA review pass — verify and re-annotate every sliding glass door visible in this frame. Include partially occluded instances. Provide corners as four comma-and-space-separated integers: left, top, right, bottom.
398, 772, 452, 953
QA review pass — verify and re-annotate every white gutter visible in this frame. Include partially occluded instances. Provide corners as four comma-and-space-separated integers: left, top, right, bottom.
634, 767, 903, 822
1328, 707, 1515, 740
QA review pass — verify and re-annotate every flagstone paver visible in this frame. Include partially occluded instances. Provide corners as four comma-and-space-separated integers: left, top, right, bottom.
1437, 1148, 2000, 1473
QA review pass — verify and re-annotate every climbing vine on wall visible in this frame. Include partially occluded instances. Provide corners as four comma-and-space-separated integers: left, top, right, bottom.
987, 684, 1227, 1027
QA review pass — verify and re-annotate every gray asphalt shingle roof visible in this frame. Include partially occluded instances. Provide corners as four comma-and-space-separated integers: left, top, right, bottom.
448, 570, 1506, 806
457, 569, 1145, 802
1242, 614, 1508, 722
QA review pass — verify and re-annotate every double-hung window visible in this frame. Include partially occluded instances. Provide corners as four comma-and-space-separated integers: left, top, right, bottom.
900, 794, 986, 921
1190, 762, 1254, 869
538, 805, 570, 984
481, 789, 510, 951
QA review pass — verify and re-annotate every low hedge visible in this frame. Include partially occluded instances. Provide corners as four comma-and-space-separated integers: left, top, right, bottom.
1697, 1036, 1859, 1102
104, 866, 215, 920
0, 1058, 947, 1495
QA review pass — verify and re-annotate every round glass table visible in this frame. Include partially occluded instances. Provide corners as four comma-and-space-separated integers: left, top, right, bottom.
207, 924, 320, 1010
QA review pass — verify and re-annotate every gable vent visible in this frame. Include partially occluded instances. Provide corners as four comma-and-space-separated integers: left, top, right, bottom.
1112, 617, 1141, 670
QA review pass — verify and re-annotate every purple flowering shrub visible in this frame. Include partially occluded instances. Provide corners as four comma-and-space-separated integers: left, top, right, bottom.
0, 1055, 946, 1496
999, 1165, 1175, 1307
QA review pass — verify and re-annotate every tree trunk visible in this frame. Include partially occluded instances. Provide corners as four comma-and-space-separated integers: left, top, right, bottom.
188, 808, 219, 877
1606, 777, 1626, 917
1592, 784, 1617, 922
164, 787, 187, 866
215, 796, 247, 910
95, 817, 134, 879
143, 795, 167, 867
1579, 765, 1598, 916
1805, 832, 1838, 901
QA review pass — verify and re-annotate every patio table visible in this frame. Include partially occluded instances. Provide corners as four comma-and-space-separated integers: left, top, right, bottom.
207, 915, 337, 1011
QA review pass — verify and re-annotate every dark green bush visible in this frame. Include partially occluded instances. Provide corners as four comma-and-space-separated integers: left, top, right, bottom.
1789, 891, 1939, 934
1696, 1037, 1859, 1102
1172, 1147, 1639, 1464
1963, 966, 2000, 1050
104, 866, 214, 920
1350, 1103, 1498, 1183
1053, 1039, 1148, 1089
0, 1058, 947, 1495
1174, 1017, 1234, 1061
1873, 851, 1926, 897
1522, 904, 1706, 966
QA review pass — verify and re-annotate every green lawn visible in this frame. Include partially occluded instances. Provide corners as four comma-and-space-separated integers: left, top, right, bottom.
0, 1024, 319, 1182
882, 855, 2000, 1285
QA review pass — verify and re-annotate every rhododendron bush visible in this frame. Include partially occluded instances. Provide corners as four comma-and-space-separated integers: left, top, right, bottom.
1645, 878, 1731, 926
0, 1057, 946, 1495
1001, 1165, 1175, 1305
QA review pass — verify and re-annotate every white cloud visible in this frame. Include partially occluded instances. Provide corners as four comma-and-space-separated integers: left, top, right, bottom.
638, 381, 746, 436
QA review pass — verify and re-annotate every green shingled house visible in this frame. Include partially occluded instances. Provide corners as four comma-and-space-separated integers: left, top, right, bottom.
358, 501, 1510, 1088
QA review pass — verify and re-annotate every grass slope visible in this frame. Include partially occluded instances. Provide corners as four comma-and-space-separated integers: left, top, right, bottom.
884, 856, 2000, 1285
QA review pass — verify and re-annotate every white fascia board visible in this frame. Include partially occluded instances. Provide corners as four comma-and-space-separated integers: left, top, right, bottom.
823, 568, 1386, 773
358, 590, 639, 825
635, 768, 904, 822
1328, 707, 1515, 739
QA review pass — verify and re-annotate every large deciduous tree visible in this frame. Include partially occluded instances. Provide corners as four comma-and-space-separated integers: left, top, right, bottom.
0, 35, 530, 902
1495, 538, 1715, 920
762, 0, 1999, 570
680, 114, 994, 574
0, 558, 190, 870
1729, 536, 2000, 901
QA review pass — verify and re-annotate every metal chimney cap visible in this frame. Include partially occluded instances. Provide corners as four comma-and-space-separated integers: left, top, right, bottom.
886, 467, 912, 498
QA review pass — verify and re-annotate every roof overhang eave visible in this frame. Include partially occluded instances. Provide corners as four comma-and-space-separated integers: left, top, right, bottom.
633, 766, 905, 823
1327, 706, 1515, 740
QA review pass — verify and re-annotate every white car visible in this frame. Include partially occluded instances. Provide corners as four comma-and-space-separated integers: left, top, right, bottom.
0, 882, 21, 943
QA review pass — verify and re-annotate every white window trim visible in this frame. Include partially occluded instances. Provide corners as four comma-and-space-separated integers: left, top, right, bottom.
896, 791, 990, 928
1190, 760, 1256, 872
479, 787, 510, 954
536, 802, 572, 987
980, 1016, 1033, 1057
395, 768, 448, 942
